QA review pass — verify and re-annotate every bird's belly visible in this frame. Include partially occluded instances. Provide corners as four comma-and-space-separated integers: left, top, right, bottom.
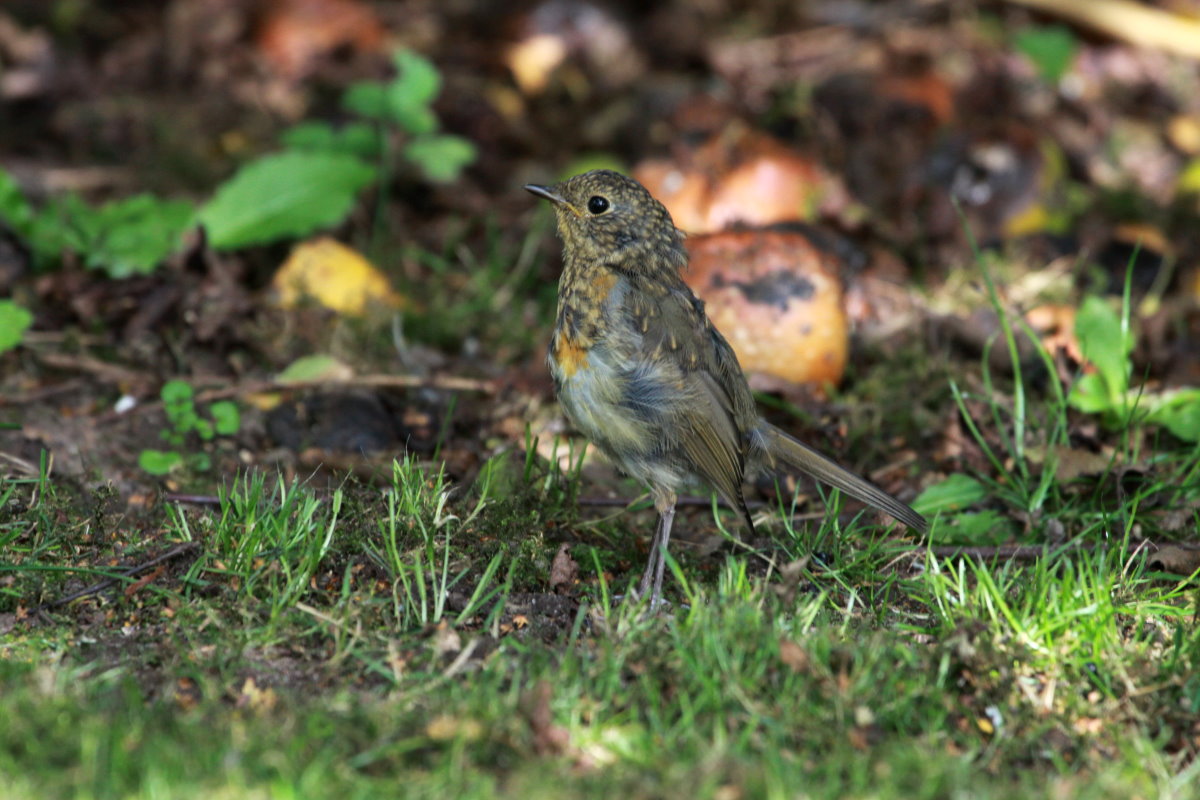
550, 342, 651, 460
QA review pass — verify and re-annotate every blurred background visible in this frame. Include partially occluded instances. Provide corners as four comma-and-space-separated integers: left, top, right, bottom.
1, 0, 1198, 495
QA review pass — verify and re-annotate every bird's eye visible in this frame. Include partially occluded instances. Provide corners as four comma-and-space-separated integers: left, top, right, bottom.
586, 195, 610, 215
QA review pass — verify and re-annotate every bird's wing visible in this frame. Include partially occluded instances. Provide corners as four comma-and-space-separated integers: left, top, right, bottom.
623, 277, 755, 529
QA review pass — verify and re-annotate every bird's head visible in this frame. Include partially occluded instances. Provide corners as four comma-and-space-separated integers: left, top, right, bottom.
525, 169, 686, 273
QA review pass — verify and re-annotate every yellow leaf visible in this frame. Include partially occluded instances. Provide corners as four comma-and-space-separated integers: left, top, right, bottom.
272, 236, 404, 316
1003, 202, 1051, 237
1167, 114, 1200, 155
507, 34, 567, 94
1178, 159, 1200, 196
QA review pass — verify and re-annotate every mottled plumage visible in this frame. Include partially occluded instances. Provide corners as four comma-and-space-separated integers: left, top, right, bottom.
526, 170, 926, 607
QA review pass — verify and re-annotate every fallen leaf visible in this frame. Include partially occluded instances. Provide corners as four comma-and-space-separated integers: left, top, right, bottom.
1025, 304, 1082, 365
847, 726, 871, 750
174, 677, 201, 710
256, 0, 385, 79
123, 565, 165, 597
520, 680, 571, 755
432, 622, 462, 657
235, 677, 278, 711
507, 34, 568, 94
272, 236, 405, 316
276, 354, 356, 384
1053, 445, 1118, 482
772, 557, 810, 605
1167, 114, 1200, 155
549, 543, 578, 594
506, 1, 644, 95
426, 715, 484, 741
778, 639, 809, 672
1148, 546, 1200, 576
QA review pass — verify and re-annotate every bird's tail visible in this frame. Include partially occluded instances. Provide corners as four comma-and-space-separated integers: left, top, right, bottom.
757, 423, 928, 533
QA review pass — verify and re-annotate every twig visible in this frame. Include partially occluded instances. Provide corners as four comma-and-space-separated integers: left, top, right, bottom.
99, 373, 498, 424
1007, 0, 1200, 59
163, 493, 222, 506
31, 350, 153, 388
919, 541, 1159, 561
193, 374, 498, 402
925, 544, 1076, 560
37, 542, 200, 610
577, 494, 772, 510
0, 379, 87, 407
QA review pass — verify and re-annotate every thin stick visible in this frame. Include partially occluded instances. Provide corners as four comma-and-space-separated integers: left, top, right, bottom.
98, 373, 498, 424
37, 542, 200, 610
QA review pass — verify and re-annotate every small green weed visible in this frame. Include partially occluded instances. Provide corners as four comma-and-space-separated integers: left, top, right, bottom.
138, 380, 240, 475
285, 48, 476, 182
0, 299, 32, 353
0, 49, 476, 274
199, 48, 476, 249
1068, 293, 1200, 442
1014, 24, 1079, 84
0, 169, 192, 277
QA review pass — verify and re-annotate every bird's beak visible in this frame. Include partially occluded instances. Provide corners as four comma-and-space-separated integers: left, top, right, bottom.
524, 184, 566, 205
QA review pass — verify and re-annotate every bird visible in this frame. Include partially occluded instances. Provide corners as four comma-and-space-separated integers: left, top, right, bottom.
525, 169, 927, 607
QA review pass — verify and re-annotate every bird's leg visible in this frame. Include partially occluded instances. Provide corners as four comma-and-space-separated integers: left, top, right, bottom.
649, 502, 676, 608
638, 489, 677, 609
637, 521, 662, 601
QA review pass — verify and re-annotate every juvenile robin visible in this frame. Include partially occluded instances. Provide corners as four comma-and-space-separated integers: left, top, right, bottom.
525, 169, 927, 607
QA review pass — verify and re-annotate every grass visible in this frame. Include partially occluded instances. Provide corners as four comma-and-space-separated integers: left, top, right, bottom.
3, 427, 1199, 798
3, 261, 1200, 798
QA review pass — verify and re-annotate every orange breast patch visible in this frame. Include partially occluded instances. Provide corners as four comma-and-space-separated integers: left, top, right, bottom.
589, 271, 618, 297
552, 333, 589, 378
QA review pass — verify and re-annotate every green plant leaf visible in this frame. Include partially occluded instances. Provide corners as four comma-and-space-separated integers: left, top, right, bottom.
390, 49, 440, 108
282, 121, 385, 160
188, 452, 212, 472
1147, 389, 1200, 442
23, 194, 83, 267
1015, 25, 1078, 83
196, 152, 377, 250
932, 510, 1014, 546
1067, 373, 1113, 414
344, 49, 441, 134
343, 82, 390, 119
139, 449, 183, 475
161, 379, 194, 405
1070, 296, 1131, 412
386, 50, 440, 134
0, 300, 33, 353
388, 103, 437, 136
404, 135, 477, 183
281, 121, 340, 151
210, 401, 241, 436
0, 168, 33, 232
277, 354, 350, 383
344, 78, 435, 133
87, 195, 194, 278
335, 123, 387, 158
912, 474, 987, 516
161, 379, 196, 433
11, 189, 191, 275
